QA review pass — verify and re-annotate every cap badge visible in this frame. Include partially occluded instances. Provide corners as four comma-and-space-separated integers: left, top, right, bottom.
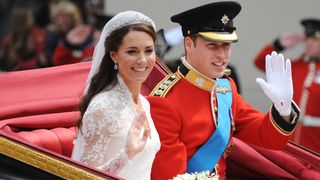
221, 14, 229, 25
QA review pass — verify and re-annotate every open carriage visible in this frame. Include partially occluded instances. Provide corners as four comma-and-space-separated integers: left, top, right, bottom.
0, 61, 319, 179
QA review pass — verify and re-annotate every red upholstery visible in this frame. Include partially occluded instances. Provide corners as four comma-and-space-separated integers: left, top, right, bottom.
16, 127, 76, 157
227, 138, 296, 179
226, 138, 320, 179
0, 112, 78, 157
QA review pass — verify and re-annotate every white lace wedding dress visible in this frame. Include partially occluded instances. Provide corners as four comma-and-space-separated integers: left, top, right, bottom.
71, 75, 160, 180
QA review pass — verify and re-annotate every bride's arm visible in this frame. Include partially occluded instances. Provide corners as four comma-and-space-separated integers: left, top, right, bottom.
79, 102, 130, 174
78, 100, 150, 174
97, 148, 132, 173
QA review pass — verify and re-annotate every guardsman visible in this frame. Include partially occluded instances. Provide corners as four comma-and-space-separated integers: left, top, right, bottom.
254, 19, 320, 154
148, 1, 300, 179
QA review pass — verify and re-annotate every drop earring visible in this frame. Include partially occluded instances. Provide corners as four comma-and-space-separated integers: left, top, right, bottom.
114, 62, 118, 70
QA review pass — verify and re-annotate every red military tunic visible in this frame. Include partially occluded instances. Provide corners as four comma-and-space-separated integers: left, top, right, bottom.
254, 44, 320, 154
52, 43, 94, 66
148, 60, 299, 180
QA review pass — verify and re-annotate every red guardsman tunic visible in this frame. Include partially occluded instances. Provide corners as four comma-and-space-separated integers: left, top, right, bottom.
52, 44, 94, 66
254, 44, 320, 154
148, 60, 299, 180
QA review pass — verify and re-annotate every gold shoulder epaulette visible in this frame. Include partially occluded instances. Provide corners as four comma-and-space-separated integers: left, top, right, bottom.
150, 73, 180, 97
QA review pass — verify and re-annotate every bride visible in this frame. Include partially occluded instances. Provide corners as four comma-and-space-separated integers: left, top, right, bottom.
71, 11, 160, 180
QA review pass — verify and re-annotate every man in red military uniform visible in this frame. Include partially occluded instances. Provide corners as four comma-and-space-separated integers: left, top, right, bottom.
52, 14, 114, 66
52, 25, 95, 66
253, 19, 320, 154
148, 1, 300, 179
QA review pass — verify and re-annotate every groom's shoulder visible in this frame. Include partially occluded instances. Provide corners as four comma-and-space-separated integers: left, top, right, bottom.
150, 73, 181, 97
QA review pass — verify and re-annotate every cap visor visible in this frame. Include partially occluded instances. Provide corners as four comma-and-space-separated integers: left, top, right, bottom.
198, 31, 238, 43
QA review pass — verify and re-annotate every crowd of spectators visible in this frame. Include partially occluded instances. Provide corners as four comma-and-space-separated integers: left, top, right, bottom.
0, 0, 111, 72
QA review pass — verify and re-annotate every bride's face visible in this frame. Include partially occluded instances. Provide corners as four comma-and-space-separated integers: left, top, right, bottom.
111, 30, 156, 85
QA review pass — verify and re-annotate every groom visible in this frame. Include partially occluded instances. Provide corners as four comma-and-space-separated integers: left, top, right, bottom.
148, 1, 300, 179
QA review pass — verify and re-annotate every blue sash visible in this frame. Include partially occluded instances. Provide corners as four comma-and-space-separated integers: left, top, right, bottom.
187, 78, 232, 173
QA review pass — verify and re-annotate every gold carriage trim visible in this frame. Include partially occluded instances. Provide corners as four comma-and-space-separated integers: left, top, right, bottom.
150, 73, 180, 97
0, 136, 112, 180
269, 111, 294, 136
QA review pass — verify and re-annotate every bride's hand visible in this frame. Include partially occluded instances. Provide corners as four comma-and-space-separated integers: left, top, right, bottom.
125, 109, 150, 159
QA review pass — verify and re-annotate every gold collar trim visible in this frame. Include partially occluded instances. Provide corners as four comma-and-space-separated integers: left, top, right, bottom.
178, 57, 216, 92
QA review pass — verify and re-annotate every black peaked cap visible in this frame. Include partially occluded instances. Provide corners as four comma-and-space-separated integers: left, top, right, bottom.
171, 1, 241, 42
301, 19, 320, 38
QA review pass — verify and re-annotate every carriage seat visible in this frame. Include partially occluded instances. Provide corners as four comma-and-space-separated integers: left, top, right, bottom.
0, 111, 78, 157
17, 127, 76, 157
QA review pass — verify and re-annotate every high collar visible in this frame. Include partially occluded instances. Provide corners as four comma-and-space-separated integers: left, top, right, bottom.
177, 57, 217, 92
113, 74, 132, 98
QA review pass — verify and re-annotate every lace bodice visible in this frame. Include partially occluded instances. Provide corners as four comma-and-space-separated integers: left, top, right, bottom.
72, 75, 160, 180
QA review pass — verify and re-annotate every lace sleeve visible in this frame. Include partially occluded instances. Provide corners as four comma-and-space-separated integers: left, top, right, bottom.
79, 97, 130, 174
97, 148, 132, 173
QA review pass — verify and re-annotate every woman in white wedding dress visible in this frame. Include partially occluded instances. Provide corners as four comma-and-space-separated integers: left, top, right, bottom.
71, 11, 160, 180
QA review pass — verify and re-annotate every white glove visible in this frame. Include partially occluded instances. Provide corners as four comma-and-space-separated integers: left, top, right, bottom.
256, 51, 293, 116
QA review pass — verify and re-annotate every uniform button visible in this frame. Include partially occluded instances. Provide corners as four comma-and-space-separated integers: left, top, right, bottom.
214, 106, 218, 112
160, 84, 168, 89
232, 121, 235, 131
155, 89, 163, 95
